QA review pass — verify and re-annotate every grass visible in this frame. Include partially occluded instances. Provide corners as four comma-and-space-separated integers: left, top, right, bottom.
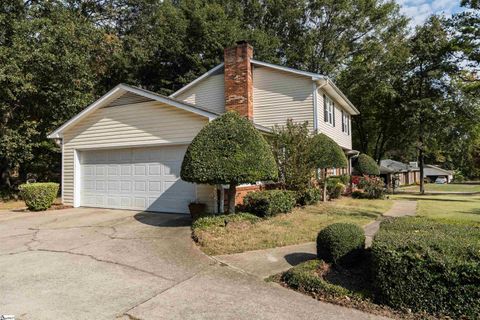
193, 197, 393, 255
0, 199, 27, 210
391, 193, 480, 226
399, 183, 480, 193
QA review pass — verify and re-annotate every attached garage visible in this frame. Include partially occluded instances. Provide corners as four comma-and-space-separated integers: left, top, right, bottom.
80, 145, 195, 213
48, 84, 218, 214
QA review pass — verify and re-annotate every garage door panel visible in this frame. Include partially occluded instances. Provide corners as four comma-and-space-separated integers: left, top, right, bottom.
80, 146, 194, 213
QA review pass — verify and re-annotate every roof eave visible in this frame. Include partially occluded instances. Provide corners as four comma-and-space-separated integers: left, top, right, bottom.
170, 63, 224, 98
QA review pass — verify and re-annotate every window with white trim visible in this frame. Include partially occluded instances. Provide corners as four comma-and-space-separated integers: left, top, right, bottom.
341, 110, 350, 135
323, 95, 335, 126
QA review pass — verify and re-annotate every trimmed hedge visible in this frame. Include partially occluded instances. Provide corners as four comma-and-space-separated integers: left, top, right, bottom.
18, 182, 59, 211
317, 223, 365, 266
354, 154, 380, 176
296, 187, 321, 206
310, 133, 348, 169
281, 259, 352, 298
372, 217, 480, 318
243, 190, 296, 217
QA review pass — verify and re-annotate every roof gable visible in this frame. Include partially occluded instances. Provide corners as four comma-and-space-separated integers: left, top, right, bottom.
48, 84, 218, 139
170, 60, 359, 115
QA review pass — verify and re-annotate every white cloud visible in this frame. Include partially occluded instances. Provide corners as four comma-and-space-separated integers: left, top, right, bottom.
396, 0, 463, 27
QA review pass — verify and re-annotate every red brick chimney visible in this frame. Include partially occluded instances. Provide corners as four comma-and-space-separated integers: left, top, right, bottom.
224, 41, 254, 120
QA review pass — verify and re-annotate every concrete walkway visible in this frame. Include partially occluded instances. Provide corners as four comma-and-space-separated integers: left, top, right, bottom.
215, 200, 418, 278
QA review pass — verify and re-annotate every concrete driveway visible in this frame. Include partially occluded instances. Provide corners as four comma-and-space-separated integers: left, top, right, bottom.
0, 208, 387, 320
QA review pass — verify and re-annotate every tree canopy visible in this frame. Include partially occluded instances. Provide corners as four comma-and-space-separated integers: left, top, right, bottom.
0, 0, 478, 195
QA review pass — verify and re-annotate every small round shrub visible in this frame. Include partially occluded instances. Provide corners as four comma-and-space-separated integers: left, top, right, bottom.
18, 182, 59, 211
296, 187, 321, 206
354, 154, 380, 176
243, 190, 296, 217
316, 223, 365, 266
357, 176, 385, 199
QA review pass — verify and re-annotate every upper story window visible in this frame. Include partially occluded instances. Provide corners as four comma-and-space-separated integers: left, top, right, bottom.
341, 110, 350, 135
323, 95, 335, 126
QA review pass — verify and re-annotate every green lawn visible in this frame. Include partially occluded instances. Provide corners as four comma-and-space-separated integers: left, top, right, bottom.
399, 183, 480, 193
392, 193, 480, 226
193, 198, 393, 255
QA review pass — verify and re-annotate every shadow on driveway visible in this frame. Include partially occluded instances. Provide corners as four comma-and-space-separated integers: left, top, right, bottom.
133, 211, 192, 227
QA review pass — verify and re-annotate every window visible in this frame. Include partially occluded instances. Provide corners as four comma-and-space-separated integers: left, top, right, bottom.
323, 95, 335, 126
341, 111, 350, 135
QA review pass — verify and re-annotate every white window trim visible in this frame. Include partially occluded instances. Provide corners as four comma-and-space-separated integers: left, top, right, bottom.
324, 95, 335, 127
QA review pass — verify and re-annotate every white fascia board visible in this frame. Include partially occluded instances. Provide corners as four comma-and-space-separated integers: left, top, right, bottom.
315, 79, 360, 116
47, 84, 218, 139
251, 59, 326, 80
170, 63, 224, 98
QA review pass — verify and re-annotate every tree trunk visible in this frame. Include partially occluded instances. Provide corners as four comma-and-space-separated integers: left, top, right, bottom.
227, 183, 237, 214
419, 148, 425, 194
322, 168, 328, 202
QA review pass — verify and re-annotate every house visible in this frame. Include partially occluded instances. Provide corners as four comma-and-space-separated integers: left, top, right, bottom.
48, 41, 359, 214
380, 159, 421, 188
424, 165, 454, 183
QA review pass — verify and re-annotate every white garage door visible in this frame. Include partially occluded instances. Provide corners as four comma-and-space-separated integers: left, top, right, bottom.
80, 145, 195, 213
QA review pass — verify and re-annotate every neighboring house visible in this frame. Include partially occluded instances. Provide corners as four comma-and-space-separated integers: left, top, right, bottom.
424, 165, 454, 183
48, 41, 359, 214
380, 159, 421, 188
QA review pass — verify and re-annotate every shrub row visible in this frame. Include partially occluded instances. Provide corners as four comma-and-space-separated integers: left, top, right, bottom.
316, 223, 365, 266
371, 217, 480, 318
18, 182, 59, 211
243, 190, 296, 217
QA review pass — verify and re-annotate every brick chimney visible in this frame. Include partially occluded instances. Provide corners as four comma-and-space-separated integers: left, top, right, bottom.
224, 41, 254, 120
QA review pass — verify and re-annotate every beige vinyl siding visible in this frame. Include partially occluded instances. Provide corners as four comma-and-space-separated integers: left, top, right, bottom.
253, 67, 314, 131
175, 74, 225, 114
317, 88, 352, 150
62, 100, 216, 212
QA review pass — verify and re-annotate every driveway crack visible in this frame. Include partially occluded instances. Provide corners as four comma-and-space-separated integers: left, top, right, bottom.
33, 248, 175, 282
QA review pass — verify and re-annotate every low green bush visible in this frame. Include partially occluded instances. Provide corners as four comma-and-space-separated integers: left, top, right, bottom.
18, 182, 59, 211
372, 217, 480, 318
243, 190, 296, 217
351, 190, 365, 199
296, 187, 321, 206
192, 212, 260, 230
281, 259, 352, 298
316, 223, 365, 266
337, 174, 351, 185
357, 176, 385, 199
326, 177, 345, 199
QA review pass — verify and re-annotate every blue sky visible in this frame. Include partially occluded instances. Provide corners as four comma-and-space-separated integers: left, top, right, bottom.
396, 0, 464, 26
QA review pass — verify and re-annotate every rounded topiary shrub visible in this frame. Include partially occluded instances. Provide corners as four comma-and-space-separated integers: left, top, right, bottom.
316, 223, 365, 266
19, 182, 59, 211
354, 154, 380, 176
